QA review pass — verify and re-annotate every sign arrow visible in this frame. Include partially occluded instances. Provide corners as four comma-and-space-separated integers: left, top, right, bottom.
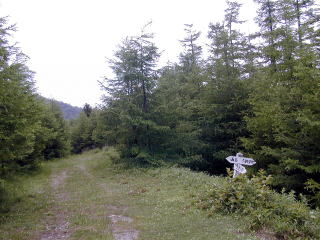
226, 156, 256, 166
226, 153, 255, 178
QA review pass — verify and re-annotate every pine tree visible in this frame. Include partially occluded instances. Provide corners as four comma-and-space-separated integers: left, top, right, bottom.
104, 22, 159, 112
154, 63, 205, 165
70, 112, 95, 153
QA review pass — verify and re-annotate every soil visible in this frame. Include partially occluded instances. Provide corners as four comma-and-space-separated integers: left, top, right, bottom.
40, 161, 140, 240
40, 171, 73, 240
108, 214, 139, 240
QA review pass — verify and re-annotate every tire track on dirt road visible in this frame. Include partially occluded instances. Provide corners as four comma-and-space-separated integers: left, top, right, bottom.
40, 170, 73, 240
77, 157, 139, 240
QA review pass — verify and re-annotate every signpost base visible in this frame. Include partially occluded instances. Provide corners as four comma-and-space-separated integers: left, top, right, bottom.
233, 169, 241, 178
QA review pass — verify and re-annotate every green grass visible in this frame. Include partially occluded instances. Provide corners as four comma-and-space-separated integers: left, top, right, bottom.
0, 149, 261, 239
0, 164, 53, 240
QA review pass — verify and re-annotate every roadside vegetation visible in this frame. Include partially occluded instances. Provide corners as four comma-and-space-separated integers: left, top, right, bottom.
0, 150, 260, 240
0, 16, 70, 214
196, 169, 320, 239
1, 149, 319, 239
1, 0, 320, 239
0, 164, 53, 239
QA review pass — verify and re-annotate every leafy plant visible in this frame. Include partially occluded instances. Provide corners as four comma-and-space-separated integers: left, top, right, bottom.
196, 170, 320, 239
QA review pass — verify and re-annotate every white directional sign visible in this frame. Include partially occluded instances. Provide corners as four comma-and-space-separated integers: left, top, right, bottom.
226, 153, 256, 178
226, 156, 256, 166
234, 163, 246, 174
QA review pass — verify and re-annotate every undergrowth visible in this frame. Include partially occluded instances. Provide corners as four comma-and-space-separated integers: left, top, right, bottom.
106, 146, 320, 239
195, 169, 320, 239
0, 163, 51, 215
107, 146, 169, 168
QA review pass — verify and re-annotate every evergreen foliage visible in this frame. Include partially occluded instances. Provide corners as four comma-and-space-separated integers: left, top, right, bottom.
70, 109, 100, 153
152, 24, 206, 166
40, 101, 70, 159
2, 0, 319, 207
243, 0, 320, 204
0, 16, 70, 177
99, 23, 173, 165
83, 0, 320, 205
198, 1, 251, 174
69, 103, 101, 154
0, 17, 42, 175
83, 103, 92, 117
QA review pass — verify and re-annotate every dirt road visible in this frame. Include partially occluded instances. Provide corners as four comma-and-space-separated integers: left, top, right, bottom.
0, 150, 261, 240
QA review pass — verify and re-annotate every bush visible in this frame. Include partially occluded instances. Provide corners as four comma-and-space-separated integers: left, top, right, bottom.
196, 169, 320, 239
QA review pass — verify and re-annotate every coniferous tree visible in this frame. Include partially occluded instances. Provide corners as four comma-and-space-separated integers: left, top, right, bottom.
244, 0, 320, 204
101, 23, 173, 164
70, 107, 103, 153
83, 103, 92, 117
199, 1, 251, 174
41, 101, 70, 159
26, 100, 70, 162
0, 17, 42, 175
152, 24, 207, 166
254, 0, 281, 72
179, 24, 203, 72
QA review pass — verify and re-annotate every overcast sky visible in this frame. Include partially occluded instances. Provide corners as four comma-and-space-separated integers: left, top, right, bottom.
1, 0, 257, 107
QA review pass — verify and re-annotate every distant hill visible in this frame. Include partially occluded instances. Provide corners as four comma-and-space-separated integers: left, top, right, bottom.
54, 100, 82, 120
40, 96, 82, 120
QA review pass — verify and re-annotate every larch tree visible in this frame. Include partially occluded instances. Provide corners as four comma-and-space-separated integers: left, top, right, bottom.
179, 24, 203, 72
101, 23, 173, 165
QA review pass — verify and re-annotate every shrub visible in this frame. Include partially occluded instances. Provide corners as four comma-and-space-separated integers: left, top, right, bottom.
196, 169, 320, 239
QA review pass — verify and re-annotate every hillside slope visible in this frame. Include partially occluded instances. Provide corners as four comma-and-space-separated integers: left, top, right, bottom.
53, 99, 82, 120
40, 96, 82, 120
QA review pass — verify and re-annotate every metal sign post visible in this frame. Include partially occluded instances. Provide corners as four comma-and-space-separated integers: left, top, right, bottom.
226, 153, 256, 178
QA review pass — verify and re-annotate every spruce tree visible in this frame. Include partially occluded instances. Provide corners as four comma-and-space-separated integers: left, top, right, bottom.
41, 101, 70, 159
200, 1, 250, 174
244, 0, 320, 204
0, 17, 42, 175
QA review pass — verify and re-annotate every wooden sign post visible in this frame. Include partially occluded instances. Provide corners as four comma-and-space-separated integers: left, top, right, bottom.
226, 153, 256, 178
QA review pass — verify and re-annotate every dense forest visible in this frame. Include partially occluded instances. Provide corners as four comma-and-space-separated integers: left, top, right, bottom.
1, 0, 320, 209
